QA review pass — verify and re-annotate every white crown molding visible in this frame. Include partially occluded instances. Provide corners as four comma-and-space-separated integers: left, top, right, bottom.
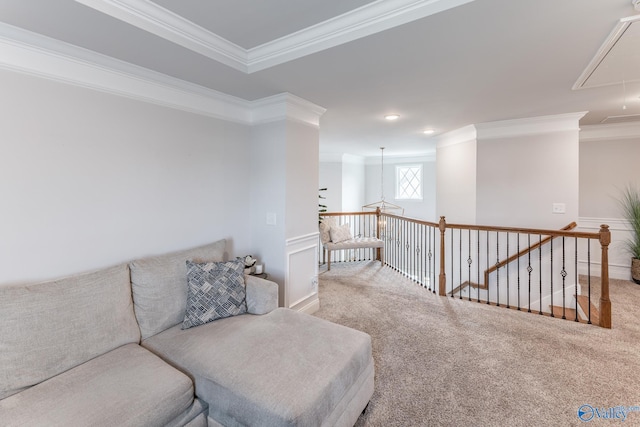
247, 0, 476, 73
0, 22, 252, 123
75, 0, 475, 73
475, 112, 588, 140
436, 124, 477, 148
75, 0, 249, 72
573, 14, 640, 90
0, 22, 325, 126
251, 93, 326, 127
580, 121, 640, 141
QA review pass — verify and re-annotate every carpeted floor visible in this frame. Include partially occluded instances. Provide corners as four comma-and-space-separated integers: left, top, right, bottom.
313, 261, 640, 427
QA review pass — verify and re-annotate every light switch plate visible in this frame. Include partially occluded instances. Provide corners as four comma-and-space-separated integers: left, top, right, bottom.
552, 203, 566, 214
266, 212, 277, 225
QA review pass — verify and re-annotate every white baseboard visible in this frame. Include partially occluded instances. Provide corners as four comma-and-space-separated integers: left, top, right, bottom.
292, 295, 320, 314
578, 261, 631, 281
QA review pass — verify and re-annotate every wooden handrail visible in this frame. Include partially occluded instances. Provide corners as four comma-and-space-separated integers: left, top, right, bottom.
381, 212, 594, 238
482, 222, 577, 285
321, 211, 378, 217
323, 211, 612, 328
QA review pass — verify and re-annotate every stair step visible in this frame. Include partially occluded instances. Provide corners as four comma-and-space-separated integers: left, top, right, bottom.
449, 280, 487, 296
550, 305, 581, 321
576, 295, 600, 325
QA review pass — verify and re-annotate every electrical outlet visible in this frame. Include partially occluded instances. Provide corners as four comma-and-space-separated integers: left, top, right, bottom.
552, 203, 566, 214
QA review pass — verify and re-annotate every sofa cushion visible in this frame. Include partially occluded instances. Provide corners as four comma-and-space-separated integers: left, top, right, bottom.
0, 343, 195, 427
0, 263, 140, 400
182, 260, 247, 329
142, 308, 373, 427
130, 239, 226, 339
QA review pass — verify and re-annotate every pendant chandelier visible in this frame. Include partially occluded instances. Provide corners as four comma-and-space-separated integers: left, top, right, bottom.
362, 147, 404, 215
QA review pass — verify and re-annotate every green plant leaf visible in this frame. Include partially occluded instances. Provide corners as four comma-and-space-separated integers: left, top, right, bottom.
618, 184, 640, 259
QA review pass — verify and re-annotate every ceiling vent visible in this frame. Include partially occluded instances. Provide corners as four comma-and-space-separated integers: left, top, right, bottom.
600, 113, 640, 124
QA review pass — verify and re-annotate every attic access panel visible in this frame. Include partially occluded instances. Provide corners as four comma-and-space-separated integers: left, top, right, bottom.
574, 14, 640, 89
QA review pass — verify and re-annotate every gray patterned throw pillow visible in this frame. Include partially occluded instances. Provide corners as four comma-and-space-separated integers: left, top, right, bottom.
182, 259, 247, 329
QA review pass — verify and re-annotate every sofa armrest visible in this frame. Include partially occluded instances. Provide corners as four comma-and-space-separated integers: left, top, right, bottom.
245, 275, 279, 314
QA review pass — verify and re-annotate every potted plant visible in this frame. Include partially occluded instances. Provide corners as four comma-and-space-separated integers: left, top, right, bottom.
618, 184, 640, 284
319, 188, 327, 224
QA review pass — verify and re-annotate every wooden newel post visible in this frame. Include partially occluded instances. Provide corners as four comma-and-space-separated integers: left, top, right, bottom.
599, 224, 612, 328
438, 216, 447, 296
375, 207, 382, 261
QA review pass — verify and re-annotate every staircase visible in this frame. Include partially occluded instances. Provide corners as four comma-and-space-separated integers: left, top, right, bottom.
550, 294, 599, 324
449, 280, 487, 296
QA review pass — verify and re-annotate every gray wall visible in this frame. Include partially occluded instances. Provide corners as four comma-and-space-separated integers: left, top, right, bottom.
579, 125, 640, 280
579, 135, 640, 218
476, 130, 579, 229
0, 70, 253, 285
436, 133, 477, 224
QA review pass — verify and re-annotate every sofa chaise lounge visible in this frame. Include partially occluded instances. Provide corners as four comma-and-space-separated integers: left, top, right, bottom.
0, 239, 374, 426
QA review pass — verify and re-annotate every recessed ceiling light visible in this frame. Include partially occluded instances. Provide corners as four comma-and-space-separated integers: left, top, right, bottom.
423, 129, 435, 135
385, 114, 400, 121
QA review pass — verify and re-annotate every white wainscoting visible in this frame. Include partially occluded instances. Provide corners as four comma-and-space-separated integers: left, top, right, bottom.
285, 232, 320, 314
578, 217, 632, 281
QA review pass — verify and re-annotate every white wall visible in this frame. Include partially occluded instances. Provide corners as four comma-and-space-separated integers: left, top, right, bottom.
250, 119, 320, 311
0, 70, 253, 285
341, 154, 365, 212
318, 154, 365, 213
285, 121, 320, 312
579, 123, 640, 280
250, 121, 287, 292
365, 156, 436, 220
436, 126, 478, 224
285, 121, 320, 240
579, 131, 640, 218
319, 162, 342, 212
476, 130, 580, 229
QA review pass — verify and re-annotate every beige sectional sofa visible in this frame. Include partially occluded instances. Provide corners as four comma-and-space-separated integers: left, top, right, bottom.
0, 239, 374, 426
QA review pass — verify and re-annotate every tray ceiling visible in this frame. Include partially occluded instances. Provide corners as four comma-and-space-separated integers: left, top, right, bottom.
0, 0, 638, 157
152, 0, 378, 49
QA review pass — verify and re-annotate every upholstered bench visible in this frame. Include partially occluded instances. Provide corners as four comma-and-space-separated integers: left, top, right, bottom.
323, 237, 384, 271
319, 219, 384, 271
